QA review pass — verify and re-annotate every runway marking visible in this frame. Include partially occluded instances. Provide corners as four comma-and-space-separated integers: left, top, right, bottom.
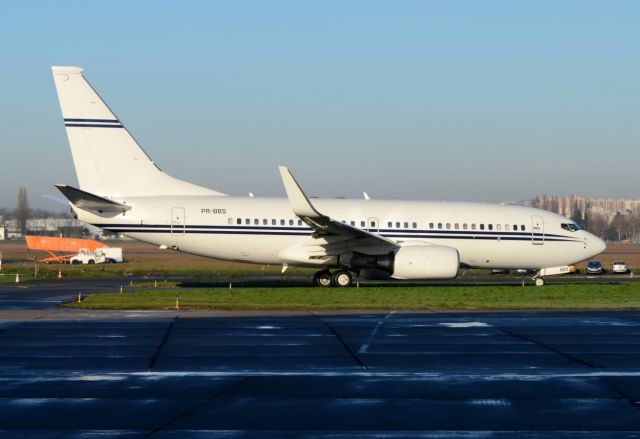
439, 322, 492, 328
89, 370, 640, 379
358, 311, 396, 354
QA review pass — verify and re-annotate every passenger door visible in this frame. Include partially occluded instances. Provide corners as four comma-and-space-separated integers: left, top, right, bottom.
531, 215, 544, 245
171, 207, 185, 235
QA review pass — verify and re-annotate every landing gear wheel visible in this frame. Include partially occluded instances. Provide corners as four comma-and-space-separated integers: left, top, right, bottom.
313, 270, 332, 287
331, 270, 353, 288
534, 278, 545, 287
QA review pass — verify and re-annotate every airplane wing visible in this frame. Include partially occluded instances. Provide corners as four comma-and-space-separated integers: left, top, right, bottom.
278, 166, 397, 247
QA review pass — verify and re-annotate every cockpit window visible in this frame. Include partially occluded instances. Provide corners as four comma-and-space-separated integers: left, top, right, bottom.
561, 223, 580, 232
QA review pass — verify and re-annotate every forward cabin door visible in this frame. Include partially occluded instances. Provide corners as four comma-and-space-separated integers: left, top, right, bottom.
531, 215, 544, 245
171, 207, 185, 235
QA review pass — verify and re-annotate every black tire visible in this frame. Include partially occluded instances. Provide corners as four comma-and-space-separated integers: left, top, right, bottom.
106, 259, 115, 264
331, 270, 353, 288
71, 260, 80, 265
88, 260, 95, 265
313, 271, 332, 287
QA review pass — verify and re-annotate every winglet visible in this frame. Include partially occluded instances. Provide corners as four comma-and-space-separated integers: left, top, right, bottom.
278, 166, 321, 218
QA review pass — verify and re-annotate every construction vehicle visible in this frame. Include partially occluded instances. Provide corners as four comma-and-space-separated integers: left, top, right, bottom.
69, 247, 123, 264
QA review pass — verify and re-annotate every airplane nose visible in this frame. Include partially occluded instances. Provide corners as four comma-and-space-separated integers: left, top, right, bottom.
588, 234, 606, 256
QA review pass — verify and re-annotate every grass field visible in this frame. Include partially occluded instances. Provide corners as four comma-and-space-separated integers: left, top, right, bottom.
65, 283, 640, 311
0, 240, 310, 283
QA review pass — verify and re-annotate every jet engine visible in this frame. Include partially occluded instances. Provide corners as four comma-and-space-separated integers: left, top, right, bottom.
350, 245, 459, 280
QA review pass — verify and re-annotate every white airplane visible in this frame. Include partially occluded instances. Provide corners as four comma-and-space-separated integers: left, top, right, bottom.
51, 66, 606, 287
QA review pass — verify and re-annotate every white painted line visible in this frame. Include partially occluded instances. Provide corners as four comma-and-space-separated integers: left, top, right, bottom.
439, 322, 492, 328
358, 311, 396, 354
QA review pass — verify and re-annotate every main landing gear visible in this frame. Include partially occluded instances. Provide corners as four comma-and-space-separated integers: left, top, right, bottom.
313, 269, 353, 288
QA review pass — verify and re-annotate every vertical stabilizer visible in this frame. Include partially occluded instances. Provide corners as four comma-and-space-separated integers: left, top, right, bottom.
51, 66, 225, 198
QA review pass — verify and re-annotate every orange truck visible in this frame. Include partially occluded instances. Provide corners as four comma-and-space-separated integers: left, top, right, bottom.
25, 235, 108, 264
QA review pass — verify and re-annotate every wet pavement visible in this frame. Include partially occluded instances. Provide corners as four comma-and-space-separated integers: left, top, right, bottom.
1, 279, 640, 437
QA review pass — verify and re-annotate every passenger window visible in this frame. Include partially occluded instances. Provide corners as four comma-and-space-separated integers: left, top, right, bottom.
298, 220, 303, 226
237, 218, 242, 225
463, 223, 468, 230
446, 223, 451, 230
388, 222, 392, 228
396, 221, 400, 228
289, 219, 294, 226
254, 219, 259, 225
496, 224, 501, 231
370, 221, 376, 227
504, 224, 509, 231
263, 219, 268, 225
280, 219, 285, 225
488, 224, 493, 231
228, 218, 233, 225
245, 218, 250, 225
480, 224, 485, 230
471, 224, 476, 230
521, 225, 525, 231
454, 223, 459, 230
438, 223, 443, 229
404, 222, 408, 228
360, 221, 365, 227
271, 219, 276, 225
412, 222, 417, 229
350, 221, 355, 226
429, 222, 434, 229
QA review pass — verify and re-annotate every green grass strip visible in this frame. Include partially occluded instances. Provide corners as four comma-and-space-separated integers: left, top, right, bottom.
65, 283, 640, 311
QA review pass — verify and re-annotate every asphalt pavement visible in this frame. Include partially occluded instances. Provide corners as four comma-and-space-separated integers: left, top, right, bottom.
1, 280, 640, 437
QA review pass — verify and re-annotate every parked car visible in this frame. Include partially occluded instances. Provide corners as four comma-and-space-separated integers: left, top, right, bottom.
586, 260, 605, 274
611, 261, 629, 274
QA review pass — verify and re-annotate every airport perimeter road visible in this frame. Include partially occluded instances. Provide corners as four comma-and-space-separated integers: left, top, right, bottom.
1, 308, 640, 437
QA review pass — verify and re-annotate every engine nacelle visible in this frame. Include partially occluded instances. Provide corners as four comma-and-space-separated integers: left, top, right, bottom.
392, 245, 459, 279
350, 245, 459, 280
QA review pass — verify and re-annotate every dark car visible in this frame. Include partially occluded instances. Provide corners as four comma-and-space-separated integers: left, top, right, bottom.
586, 260, 605, 274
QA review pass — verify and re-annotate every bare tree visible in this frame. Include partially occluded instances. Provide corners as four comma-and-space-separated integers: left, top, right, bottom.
15, 187, 29, 236
586, 211, 609, 239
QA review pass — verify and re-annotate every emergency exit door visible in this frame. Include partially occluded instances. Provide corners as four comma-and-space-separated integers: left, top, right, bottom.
171, 207, 185, 235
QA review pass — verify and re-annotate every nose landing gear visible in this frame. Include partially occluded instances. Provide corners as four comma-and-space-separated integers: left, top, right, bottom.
313, 269, 353, 288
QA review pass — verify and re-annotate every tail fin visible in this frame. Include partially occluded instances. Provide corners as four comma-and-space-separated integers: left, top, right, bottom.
51, 66, 225, 198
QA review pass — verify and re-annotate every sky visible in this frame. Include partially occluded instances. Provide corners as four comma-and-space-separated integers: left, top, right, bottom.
0, 1, 638, 210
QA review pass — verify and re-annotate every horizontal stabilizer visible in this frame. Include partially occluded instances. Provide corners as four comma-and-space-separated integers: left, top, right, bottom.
55, 185, 132, 213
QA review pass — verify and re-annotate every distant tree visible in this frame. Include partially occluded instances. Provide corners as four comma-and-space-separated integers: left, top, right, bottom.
571, 207, 584, 229
586, 212, 608, 239
15, 187, 30, 236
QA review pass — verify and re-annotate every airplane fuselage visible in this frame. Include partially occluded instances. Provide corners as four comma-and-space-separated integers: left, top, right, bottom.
77, 196, 604, 271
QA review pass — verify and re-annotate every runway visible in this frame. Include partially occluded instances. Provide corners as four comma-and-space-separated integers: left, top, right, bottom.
1, 288, 640, 438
